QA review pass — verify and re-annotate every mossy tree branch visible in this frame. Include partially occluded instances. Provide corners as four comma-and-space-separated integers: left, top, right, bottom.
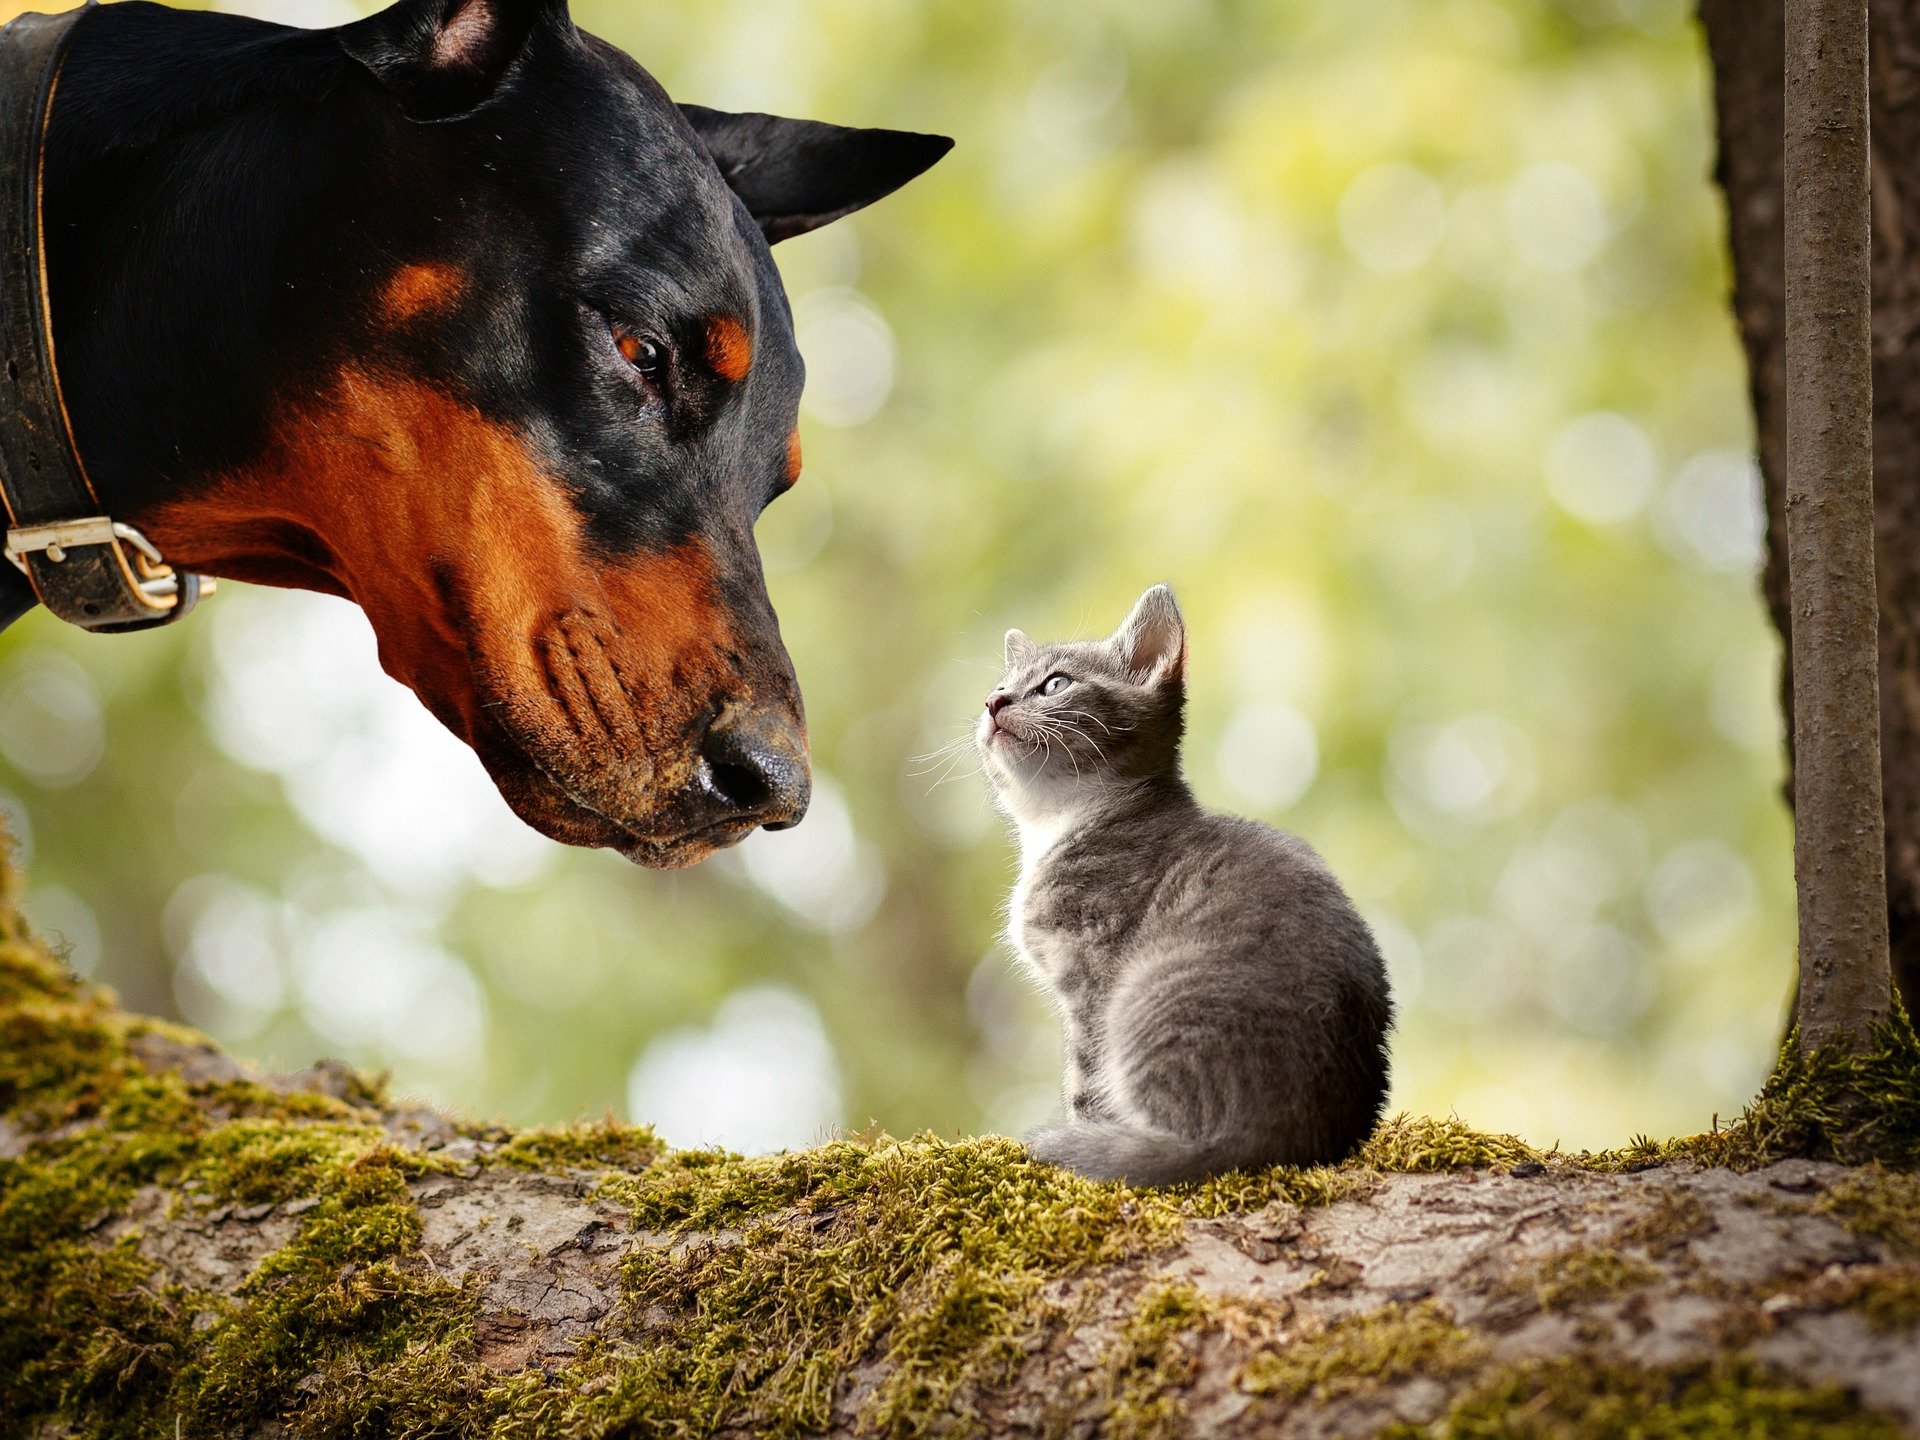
4, 856, 1920, 1437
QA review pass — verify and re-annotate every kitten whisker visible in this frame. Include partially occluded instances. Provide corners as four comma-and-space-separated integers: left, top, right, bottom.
909, 725, 988, 775
1039, 715, 1107, 772
907, 743, 977, 775
1058, 708, 1117, 736
925, 759, 986, 791
1026, 717, 1094, 776
917, 754, 969, 788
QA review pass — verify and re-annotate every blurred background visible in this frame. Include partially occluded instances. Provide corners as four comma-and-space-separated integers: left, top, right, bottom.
0, 0, 1787, 1153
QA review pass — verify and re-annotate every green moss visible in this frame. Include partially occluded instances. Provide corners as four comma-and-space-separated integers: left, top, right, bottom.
1819, 1167, 1920, 1257
1079, 1281, 1215, 1440
0, 1077, 455, 1436
1175, 1161, 1376, 1218
577, 1133, 1183, 1438
1788, 1264, 1920, 1334
191, 1118, 391, 1207
1355, 1114, 1542, 1173
1240, 1300, 1483, 1405
192, 1077, 369, 1126
179, 1147, 478, 1433
0, 1074, 221, 1430
1160, 1112, 1540, 1222
493, 1116, 663, 1172
319, 1063, 391, 1111
0, 1229, 189, 1436
1511, 1245, 1661, 1313
1852, 1271, 1920, 1332
1603, 1014, 1920, 1172
0, 947, 135, 1127
271, 1333, 496, 1440
608, 1138, 842, 1229
1393, 1352, 1905, 1439
0, 923, 471, 1436
1576, 1132, 1669, 1172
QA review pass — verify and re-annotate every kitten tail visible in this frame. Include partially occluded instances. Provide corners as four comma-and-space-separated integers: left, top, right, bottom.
1026, 1122, 1257, 1188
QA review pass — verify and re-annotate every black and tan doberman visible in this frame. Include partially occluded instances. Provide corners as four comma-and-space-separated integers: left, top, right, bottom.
0, 0, 948, 866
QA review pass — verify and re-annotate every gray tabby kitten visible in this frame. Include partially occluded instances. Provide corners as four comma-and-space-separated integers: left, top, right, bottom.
978, 585, 1392, 1186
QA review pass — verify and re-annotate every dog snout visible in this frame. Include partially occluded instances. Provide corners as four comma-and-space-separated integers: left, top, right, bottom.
699, 707, 810, 830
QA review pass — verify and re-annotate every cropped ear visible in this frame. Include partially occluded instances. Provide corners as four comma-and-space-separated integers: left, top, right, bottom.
1111, 586, 1186, 681
341, 0, 565, 121
679, 106, 953, 244
1005, 629, 1037, 667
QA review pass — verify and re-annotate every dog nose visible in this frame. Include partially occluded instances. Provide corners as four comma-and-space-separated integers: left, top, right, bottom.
700, 709, 810, 830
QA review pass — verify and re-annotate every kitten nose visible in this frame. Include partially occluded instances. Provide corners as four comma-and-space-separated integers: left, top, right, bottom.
986, 692, 1011, 717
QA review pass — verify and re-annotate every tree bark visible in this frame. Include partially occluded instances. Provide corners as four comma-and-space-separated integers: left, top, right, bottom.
1703, 0, 1920, 1027
1782, 0, 1895, 1047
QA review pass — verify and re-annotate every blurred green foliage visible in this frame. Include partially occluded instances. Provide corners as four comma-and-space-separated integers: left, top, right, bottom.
0, 0, 1790, 1152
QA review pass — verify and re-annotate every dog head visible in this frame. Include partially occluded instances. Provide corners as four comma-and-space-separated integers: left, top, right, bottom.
57, 0, 948, 866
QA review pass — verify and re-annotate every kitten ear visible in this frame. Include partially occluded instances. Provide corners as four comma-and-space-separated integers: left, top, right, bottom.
1112, 585, 1186, 681
1004, 628, 1037, 667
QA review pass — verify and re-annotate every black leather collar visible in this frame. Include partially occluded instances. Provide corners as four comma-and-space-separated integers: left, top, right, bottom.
0, 4, 206, 635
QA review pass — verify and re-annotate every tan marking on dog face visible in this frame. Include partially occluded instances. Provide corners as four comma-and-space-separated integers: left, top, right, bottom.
704, 314, 753, 383
380, 262, 466, 325
784, 429, 802, 489
139, 370, 741, 846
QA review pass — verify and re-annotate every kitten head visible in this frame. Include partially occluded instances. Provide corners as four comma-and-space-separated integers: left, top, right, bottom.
978, 585, 1187, 813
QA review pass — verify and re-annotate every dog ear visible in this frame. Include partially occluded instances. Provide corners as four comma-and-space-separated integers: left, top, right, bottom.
1111, 585, 1186, 682
679, 106, 952, 244
341, 0, 566, 121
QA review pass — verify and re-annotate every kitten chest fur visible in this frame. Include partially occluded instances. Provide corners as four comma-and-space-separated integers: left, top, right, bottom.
1006, 793, 1168, 1009
1007, 808, 1076, 984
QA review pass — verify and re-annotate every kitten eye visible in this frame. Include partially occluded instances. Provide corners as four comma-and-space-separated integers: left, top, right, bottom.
1040, 674, 1072, 697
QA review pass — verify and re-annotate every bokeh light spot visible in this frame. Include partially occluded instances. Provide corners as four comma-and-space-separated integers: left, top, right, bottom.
627, 985, 843, 1155
0, 654, 105, 789
1216, 700, 1319, 811
795, 289, 896, 428
1544, 411, 1658, 525
1338, 162, 1447, 275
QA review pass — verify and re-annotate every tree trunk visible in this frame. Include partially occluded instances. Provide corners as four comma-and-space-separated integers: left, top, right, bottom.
1703, 0, 1920, 1027
5, 881, 1920, 1437
1782, 0, 1894, 1047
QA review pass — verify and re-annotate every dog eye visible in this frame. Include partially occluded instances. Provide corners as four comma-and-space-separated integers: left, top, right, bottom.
1040, 674, 1072, 696
612, 323, 665, 382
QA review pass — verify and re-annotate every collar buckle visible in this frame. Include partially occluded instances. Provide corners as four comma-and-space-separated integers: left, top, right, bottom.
5, 517, 213, 631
